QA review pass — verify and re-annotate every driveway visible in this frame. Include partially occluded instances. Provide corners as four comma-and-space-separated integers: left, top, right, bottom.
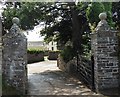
27, 58, 100, 95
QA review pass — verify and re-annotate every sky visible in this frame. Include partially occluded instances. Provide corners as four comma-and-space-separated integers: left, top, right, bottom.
25, 31, 45, 42
24, 24, 45, 42
0, 2, 4, 17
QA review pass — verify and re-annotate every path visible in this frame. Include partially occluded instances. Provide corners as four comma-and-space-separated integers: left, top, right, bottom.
27, 58, 101, 95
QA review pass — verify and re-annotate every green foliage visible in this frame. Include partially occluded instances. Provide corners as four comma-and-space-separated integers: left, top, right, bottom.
28, 46, 47, 51
112, 2, 120, 29
27, 49, 44, 54
87, 2, 105, 26
60, 46, 75, 63
87, 2, 114, 30
2, 2, 50, 31
2, 2, 94, 62
102, 2, 114, 27
2, 2, 72, 45
40, 3, 73, 44
49, 50, 60, 53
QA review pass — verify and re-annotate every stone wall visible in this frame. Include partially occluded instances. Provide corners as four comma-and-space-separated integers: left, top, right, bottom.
48, 51, 59, 60
57, 55, 77, 73
91, 13, 119, 91
2, 17, 27, 95
57, 55, 67, 71
27, 53, 44, 63
57, 55, 93, 89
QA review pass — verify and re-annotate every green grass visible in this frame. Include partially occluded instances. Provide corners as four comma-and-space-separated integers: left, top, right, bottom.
28, 46, 47, 51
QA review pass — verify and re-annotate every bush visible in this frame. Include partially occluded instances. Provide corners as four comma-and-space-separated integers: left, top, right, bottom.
27, 49, 44, 54
60, 46, 75, 63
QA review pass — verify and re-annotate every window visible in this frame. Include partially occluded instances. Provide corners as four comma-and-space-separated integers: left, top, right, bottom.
52, 42, 53, 45
52, 47, 54, 51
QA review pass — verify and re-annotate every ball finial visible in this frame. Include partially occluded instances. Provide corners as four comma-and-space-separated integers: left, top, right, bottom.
12, 17, 20, 24
99, 12, 107, 20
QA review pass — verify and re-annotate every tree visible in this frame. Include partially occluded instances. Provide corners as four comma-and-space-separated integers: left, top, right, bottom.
87, 2, 113, 31
2, 2, 90, 61
112, 2, 120, 30
2, 2, 49, 31
102, 2, 113, 26
41, 2, 90, 56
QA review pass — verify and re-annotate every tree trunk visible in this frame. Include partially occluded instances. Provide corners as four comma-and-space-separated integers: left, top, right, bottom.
71, 6, 82, 55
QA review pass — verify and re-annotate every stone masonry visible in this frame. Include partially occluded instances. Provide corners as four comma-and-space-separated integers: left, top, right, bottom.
2, 17, 27, 95
0, 17, 2, 96
91, 13, 119, 91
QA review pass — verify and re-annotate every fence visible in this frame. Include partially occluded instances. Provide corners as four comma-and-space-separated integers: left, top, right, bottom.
77, 56, 94, 89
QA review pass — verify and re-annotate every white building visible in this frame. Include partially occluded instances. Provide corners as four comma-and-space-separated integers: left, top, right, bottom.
27, 41, 47, 50
28, 41, 43, 47
23, 30, 58, 51
46, 41, 58, 51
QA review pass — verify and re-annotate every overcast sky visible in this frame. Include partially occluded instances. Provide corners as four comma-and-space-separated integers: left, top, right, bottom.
25, 24, 45, 42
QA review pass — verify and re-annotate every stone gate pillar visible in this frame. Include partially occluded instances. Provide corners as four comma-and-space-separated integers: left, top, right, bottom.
2, 17, 27, 95
0, 17, 2, 96
91, 13, 119, 92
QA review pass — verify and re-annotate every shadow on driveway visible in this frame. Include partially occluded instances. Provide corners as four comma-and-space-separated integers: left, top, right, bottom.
27, 69, 100, 95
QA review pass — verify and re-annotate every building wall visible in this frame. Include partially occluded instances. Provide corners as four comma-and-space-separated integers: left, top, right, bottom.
27, 41, 47, 50
46, 41, 57, 51
27, 39, 58, 51
28, 41, 44, 47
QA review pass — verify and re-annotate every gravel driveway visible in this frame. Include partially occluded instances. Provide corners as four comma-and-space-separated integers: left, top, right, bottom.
27, 58, 101, 96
